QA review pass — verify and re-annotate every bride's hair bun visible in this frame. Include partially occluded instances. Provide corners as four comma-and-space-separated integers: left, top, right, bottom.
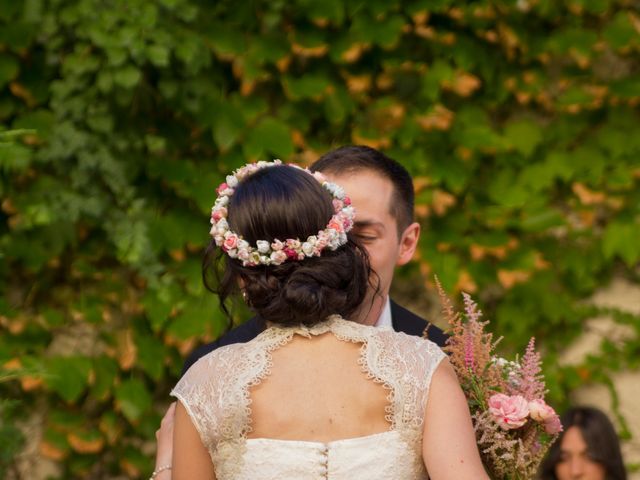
204, 165, 371, 327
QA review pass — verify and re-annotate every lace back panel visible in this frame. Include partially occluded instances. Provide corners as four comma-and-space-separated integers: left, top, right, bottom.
171, 316, 445, 479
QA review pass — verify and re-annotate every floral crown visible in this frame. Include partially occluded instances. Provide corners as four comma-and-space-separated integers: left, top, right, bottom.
210, 160, 355, 267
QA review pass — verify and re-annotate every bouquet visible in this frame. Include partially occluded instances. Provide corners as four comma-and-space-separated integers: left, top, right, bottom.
432, 280, 562, 480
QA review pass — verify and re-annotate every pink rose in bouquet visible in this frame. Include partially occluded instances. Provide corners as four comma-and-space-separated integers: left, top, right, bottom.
488, 394, 529, 430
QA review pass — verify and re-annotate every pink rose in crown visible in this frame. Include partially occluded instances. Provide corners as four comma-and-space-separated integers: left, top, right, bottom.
528, 399, 556, 423
332, 199, 344, 211
270, 250, 287, 264
543, 414, 563, 435
344, 196, 351, 206
271, 240, 284, 251
488, 393, 530, 430
284, 248, 298, 259
212, 207, 227, 222
216, 183, 234, 196
223, 234, 238, 251
328, 219, 344, 232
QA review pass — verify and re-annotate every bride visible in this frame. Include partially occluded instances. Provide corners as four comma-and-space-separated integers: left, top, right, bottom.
170, 161, 488, 479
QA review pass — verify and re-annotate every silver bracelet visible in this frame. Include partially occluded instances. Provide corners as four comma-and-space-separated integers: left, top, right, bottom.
150, 464, 171, 479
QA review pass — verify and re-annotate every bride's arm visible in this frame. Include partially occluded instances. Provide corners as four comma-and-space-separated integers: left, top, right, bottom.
422, 359, 489, 480
173, 401, 217, 480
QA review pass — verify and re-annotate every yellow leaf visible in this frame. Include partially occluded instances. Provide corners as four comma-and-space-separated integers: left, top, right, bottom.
21, 376, 43, 391
432, 189, 456, 216
456, 146, 473, 160
276, 55, 292, 73
9, 82, 37, 107
350, 130, 391, 150
291, 43, 328, 58
291, 130, 306, 148
412, 11, 429, 25
439, 32, 456, 45
341, 43, 368, 63
3, 357, 22, 370
449, 72, 481, 96
376, 73, 394, 90
169, 248, 186, 262
40, 441, 67, 461
120, 459, 141, 478
455, 270, 478, 294
572, 182, 606, 205
343, 73, 372, 94
117, 329, 137, 371
534, 252, 551, 270
436, 242, 451, 252
497, 269, 530, 289
240, 80, 255, 97
416, 105, 454, 131
312, 18, 329, 28
448, 8, 464, 20
67, 432, 104, 454
413, 176, 433, 193
414, 25, 435, 39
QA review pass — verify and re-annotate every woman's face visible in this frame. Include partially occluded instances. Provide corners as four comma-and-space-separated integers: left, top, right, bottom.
555, 426, 606, 480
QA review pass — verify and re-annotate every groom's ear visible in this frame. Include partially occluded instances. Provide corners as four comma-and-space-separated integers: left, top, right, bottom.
396, 222, 420, 266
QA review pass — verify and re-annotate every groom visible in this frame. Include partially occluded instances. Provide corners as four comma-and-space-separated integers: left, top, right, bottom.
181, 145, 446, 375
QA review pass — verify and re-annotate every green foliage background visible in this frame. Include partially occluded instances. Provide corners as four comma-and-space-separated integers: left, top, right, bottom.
1, 0, 639, 477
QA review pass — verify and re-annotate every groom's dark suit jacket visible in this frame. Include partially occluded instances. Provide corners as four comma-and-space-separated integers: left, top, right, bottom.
182, 301, 448, 376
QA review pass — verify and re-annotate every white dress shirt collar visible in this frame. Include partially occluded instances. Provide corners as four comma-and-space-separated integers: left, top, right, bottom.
374, 296, 393, 328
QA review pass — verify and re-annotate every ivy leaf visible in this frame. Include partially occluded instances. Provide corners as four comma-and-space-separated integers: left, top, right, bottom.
146, 44, 170, 67
44, 356, 92, 404
115, 378, 152, 423
205, 23, 246, 59
91, 356, 118, 401
212, 108, 245, 152
0, 54, 19, 88
113, 67, 141, 88
602, 221, 640, 266
0, 142, 31, 171
244, 117, 294, 159
603, 12, 639, 50
303, 0, 344, 24
135, 333, 165, 381
504, 120, 543, 157
283, 74, 331, 100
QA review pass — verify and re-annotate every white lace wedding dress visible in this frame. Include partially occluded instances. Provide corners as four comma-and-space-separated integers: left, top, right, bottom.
172, 315, 445, 479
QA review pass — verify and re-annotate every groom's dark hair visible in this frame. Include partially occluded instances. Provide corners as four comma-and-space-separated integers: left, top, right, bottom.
310, 145, 415, 234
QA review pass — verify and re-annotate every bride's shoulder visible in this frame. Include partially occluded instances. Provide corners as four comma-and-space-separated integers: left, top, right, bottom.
179, 341, 253, 384
376, 327, 445, 353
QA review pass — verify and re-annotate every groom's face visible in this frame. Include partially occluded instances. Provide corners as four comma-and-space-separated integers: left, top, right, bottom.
323, 169, 417, 300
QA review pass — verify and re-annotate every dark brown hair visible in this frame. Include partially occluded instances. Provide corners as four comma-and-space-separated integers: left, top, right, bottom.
203, 164, 371, 327
310, 145, 415, 234
538, 406, 627, 480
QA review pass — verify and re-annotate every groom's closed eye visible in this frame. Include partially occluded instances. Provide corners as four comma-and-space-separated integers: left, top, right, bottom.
353, 232, 377, 244
352, 221, 385, 243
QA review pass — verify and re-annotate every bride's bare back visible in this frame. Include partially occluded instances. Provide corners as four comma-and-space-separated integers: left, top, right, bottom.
249, 333, 390, 442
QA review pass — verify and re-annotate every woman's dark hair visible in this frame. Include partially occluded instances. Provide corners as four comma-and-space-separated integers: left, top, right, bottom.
538, 406, 627, 480
203, 164, 372, 327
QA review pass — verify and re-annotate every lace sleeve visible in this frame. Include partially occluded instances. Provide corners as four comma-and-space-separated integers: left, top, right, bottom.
171, 353, 219, 449
368, 331, 446, 431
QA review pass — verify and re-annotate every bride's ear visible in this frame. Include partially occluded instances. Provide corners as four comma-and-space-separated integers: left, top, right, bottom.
396, 222, 420, 266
